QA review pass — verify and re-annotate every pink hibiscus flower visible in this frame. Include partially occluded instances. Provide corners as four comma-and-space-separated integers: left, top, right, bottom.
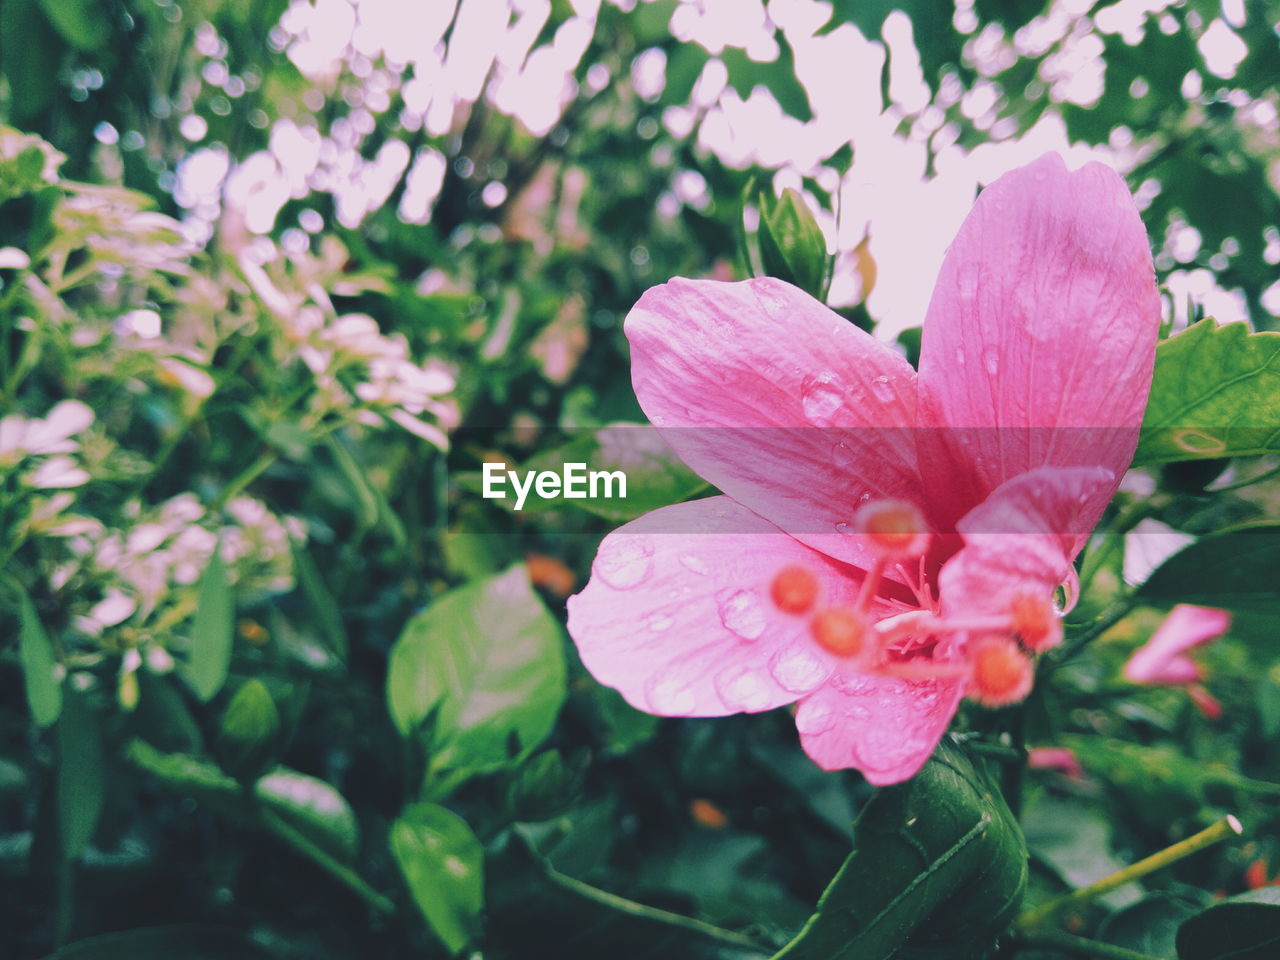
1124, 604, 1231, 719
567, 153, 1161, 785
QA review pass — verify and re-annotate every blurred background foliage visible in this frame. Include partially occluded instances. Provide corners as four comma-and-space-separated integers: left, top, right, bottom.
2, 1, 1280, 958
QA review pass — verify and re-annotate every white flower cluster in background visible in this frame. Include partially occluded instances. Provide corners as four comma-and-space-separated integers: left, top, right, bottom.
239, 240, 459, 448
59, 493, 304, 637
0, 400, 96, 490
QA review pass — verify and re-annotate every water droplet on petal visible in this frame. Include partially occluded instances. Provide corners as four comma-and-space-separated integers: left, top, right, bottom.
645, 612, 674, 632
831, 439, 855, 471
770, 643, 830, 694
801, 371, 844, 425
954, 347, 967, 366
646, 674, 696, 714
870, 375, 894, 403
794, 697, 834, 735
596, 534, 654, 588
715, 667, 771, 711
679, 554, 710, 576
983, 349, 999, 375
716, 588, 767, 640
834, 521, 853, 535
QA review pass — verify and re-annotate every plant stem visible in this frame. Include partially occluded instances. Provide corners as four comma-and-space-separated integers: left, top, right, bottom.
1013, 930, 1171, 960
259, 808, 395, 915
1051, 596, 1137, 665
1016, 815, 1243, 930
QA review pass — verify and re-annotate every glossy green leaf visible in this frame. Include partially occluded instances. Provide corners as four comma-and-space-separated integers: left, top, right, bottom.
39, 0, 109, 51
40, 925, 275, 960
1177, 888, 1280, 960
387, 565, 567, 775
390, 802, 485, 954
256, 768, 360, 863
57, 687, 104, 860
188, 547, 234, 702
1098, 892, 1207, 958
771, 741, 1026, 960
214, 679, 281, 783
127, 740, 359, 864
1135, 320, 1280, 465
1136, 524, 1280, 613
17, 586, 62, 727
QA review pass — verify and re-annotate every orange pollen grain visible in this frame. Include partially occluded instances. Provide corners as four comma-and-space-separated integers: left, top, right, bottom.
811, 608, 869, 658
855, 500, 928, 558
771, 565, 819, 613
971, 638, 1033, 706
1011, 594, 1059, 650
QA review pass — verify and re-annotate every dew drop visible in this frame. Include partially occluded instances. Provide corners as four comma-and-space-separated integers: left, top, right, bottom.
834, 521, 853, 535
1174, 429, 1227, 454
982, 349, 999, 375
794, 698, 835, 735
646, 675, 696, 714
596, 534, 655, 589
770, 643, 831, 694
679, 554, 710, 576
953, 347, 966, 367
801, 371, 844, 425
715, 667, 771, 711
716, 588, 767, 640
870, 375, 894, 402
831, 439, 854, 471
645, 612, 674, 632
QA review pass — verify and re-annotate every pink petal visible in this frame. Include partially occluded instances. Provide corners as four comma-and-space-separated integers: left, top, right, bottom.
1123, 604, 1231, 685
939, 466, 1116, 617
626, 277, 922, 569
795, 671, 965, 785
918, 153, 1160, 536
567, 496, 876, 717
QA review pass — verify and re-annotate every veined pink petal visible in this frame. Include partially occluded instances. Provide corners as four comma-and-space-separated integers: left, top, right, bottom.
568, 496, 878, 717
626, 277, 922, 569
918, 153, 1160, 535
795, 670, 966, 785
939, 466, 1116, 618
1123, 604, 1231, 686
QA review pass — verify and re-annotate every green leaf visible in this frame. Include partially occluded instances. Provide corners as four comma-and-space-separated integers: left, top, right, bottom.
0, 0, 61, 123
1136, 524, 1280, 614
721, 40, 814, 123
17, 585, 62, 726
1022, 793, 1138, 910
256, 769, 360, 863
56, 687, 104, 860
126, 740, 360, 865
289, 538, 348, 661
40, 925, 275, 960
772, 741, 1026, 960
390, 803, 485, 954
1177, 888, 1280, 960
38, 0, 109, 51
1098, 892, 1208, 958
386, 565, 568, 776
214, 679, 281, 783
1135, 320, 1280, 465
188, 547, 234, 702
